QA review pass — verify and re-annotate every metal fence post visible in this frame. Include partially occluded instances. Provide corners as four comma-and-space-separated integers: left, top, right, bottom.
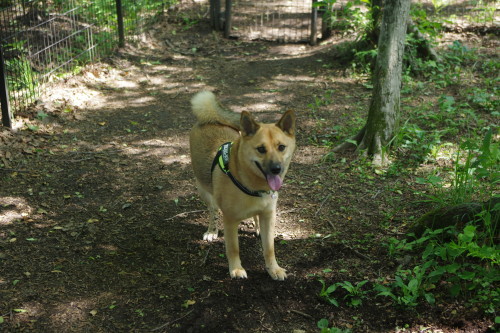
0, 45, 12, 128
116, 0, 125, 47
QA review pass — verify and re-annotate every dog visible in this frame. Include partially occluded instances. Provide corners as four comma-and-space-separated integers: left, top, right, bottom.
189, 91, 296, 280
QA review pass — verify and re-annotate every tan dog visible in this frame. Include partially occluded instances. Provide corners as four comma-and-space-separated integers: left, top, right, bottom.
189, 91, 296, 280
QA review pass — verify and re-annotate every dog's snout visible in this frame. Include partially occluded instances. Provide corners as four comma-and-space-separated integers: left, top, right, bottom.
270, 164, 281, 175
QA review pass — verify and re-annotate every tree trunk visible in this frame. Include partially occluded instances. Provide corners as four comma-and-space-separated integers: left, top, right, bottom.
334, 0, 411, 167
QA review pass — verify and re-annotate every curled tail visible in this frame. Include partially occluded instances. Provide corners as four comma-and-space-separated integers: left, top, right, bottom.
190, 91, 240, 128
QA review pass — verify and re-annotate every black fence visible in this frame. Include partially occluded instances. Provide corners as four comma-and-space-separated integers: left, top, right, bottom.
0, 0, 168, 127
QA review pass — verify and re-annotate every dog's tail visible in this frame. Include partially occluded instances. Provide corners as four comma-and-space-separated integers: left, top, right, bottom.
191, 91, 240, 128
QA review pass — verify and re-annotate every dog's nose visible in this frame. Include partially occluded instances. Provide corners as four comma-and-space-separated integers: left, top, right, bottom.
270, 164, 281, 175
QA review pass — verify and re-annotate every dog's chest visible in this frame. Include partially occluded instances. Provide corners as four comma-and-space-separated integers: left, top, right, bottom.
218, 194, 277, 220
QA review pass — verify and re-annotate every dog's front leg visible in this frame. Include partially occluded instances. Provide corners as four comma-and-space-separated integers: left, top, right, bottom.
223, 216, 247, 279
259, 211, 287, 280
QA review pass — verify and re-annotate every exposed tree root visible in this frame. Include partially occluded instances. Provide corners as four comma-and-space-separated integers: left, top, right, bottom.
407, 19, 441, 63
333, 126, 391, 167
409, 197, 500, 240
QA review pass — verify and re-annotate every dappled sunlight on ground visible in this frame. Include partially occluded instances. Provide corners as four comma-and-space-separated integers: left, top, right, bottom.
0, 197, 33, 225
1, 14, 496, 332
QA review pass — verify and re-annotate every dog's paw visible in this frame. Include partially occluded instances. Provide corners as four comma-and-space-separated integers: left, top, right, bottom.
267, 266, 287, 281
203, 230, 218, 242
229, 267, 248, 279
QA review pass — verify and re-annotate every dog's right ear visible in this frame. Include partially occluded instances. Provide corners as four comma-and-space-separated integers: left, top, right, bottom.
240, 111, 260, 137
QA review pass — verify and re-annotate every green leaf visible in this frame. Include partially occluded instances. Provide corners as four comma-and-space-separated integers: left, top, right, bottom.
326, 284, 339, 294
415, 177, 427, 184
345, 139, 358, 146
445, 263, 460, 273
328, 298, 339, 307
408, 278, 419, 291
317, 318, 329, 329
351, 298, 362, 307
449, 284, 461, 297
428, 267, 445, 281
457, 271, 475, 280
424, 292, 435, 304
377, 291, 396, 299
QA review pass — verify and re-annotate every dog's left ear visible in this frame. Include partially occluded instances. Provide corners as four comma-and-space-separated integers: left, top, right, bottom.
241, 111, 260, 137
276, 110, 296, 136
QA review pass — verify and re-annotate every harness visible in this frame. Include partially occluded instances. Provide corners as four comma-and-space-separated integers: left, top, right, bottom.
211, 142, 273, 198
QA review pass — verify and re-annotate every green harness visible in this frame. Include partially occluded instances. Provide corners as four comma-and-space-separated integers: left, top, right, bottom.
211, 142, 273, 198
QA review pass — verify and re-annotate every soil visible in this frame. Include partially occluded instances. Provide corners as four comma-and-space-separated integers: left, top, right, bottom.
0, 16, 496, 333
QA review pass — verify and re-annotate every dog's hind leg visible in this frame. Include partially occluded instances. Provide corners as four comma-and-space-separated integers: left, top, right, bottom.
196, 181, 219, 242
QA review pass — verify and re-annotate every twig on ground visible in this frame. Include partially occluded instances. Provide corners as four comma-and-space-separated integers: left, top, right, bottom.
165, 209, 206, 221
342, 243, 372, 261
164, 38, 193, 56
0, 168, 32, 173
151, 309, 194, 332
200, 246, 211, 266
290, 309, 314, 320
277, 208, 301, 216
67, 150, 122, 154
315, 194, 331, 216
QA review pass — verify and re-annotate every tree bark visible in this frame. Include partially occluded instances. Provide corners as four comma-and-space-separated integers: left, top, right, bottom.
334, 0, 411, 167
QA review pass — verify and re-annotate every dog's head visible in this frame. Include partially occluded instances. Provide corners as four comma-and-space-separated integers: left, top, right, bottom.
239, 110, 296, 191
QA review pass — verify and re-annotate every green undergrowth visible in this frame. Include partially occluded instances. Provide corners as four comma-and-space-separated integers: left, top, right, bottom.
312, 17, 498, 332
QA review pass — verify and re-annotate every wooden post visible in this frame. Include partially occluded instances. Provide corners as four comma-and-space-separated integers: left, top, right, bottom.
310, 0, 318, 45
224, 0, 232, 38
116, 0, 125, 47
214, 0, 221, 30
0, 45, 12, 128
209, 0, 215, 28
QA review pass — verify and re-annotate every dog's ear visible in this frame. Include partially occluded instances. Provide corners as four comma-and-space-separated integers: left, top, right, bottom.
276, 110, 296, 136
240, 111, 260, 137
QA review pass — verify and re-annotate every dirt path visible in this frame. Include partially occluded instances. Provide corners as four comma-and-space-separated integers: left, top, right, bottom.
0, 21, 493, 332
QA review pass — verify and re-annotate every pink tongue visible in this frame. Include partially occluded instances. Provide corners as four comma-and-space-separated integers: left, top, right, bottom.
267, 175, 283, 191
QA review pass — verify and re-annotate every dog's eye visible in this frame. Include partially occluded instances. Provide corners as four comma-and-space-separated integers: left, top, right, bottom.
257, 146, 267, 154
278, 144, 286, 152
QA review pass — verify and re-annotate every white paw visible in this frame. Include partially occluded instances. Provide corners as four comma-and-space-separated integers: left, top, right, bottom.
203, 230, 218, 242
267, 266, 287, 281
229, 267, 248, 279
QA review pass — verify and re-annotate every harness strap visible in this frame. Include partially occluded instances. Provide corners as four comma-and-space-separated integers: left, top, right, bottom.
211, 142, 264, 197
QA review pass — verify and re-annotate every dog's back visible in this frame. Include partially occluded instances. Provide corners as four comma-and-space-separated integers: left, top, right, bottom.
189, 91, 240, 191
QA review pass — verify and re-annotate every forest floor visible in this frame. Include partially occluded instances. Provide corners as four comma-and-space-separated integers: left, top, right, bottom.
0, 13, 497, 333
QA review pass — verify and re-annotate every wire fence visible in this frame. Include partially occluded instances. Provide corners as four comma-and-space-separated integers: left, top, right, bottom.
218, 0, 498, 43
0, 0, 169, 127
1, 0, 498, 127
226, 0, 316, 43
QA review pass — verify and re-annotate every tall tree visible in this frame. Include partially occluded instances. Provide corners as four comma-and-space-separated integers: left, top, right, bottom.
335, 0, 411, 166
